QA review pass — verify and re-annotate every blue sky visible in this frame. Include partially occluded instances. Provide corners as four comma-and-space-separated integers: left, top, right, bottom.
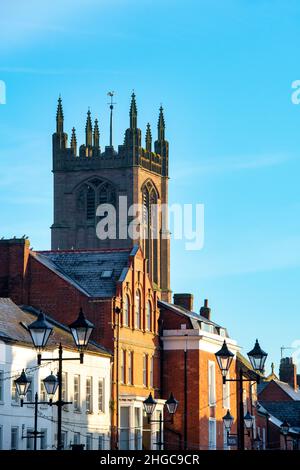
1, 0, 300, 371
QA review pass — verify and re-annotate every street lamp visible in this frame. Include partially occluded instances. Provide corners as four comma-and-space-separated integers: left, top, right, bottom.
247, 340, 268, 373
15, 369, 52, 450
27, 308, 95, 450
143, 392, 179, 450
223, 410, 234, 431
28, 311, 53, 351
244, 411, 254, 430
215, 340, 235, 384
281, 420, 290, 450
215, 339, 268, 450
43, 372, 59, 399
15, 369, 31, 400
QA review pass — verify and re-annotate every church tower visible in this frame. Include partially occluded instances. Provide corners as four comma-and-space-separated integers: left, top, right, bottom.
51, 93, 171, 301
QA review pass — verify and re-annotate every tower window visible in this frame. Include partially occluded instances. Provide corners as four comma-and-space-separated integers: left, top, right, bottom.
86, 186, 95, 220
135, 290, 141, 330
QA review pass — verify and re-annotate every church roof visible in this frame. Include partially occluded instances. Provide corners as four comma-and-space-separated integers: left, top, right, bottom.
33, 248, 132, 298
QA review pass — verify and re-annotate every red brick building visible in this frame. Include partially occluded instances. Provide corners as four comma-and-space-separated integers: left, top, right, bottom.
0, 238, 164, 449
159, 294, 262, 450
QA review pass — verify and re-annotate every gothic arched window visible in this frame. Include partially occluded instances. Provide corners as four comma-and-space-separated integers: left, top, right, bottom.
124, 295, 130, 327
76, 178, 116, 223
142, 180, 159, 283
146, 300, 152, 331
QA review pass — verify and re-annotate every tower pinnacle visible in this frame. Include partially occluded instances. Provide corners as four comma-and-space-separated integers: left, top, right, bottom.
85, 109, 93, 147
94, 118, 100, 148
145, 123, 152, 152
70, 127, 77, 155
157, 105, 165, 141
56, 95, 64, 133
130, 92, 137, 129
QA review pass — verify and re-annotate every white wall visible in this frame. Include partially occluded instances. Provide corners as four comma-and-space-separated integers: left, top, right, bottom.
0, 340, 111, 450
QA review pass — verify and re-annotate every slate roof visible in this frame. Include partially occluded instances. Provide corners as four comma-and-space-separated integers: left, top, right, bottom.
158, 299, 228, 336
33, 249, 132, 298
258, 379, 300, 401
259, 400, 300, 431
0, 298, 111, 356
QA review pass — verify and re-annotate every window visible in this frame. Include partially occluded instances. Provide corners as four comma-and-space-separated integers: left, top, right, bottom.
121, 350, 126, 384
146, 301, 152, 331
86, 186, 95, 220
208, 419, 216, 450
150, 356, 154, 388
128, 351, 133, 385
101, 270, 113, 278
86, 433, 93, 450
0, 371, 3, 402
208, 362, 216, 406
134, 408, 142, 450
143, 354, 148, 387
202, 322, 214, 333
62, 372, 68, 410
223, 422, 229, 450
124, 295, 130, 327
98, 434, 105, 450
11, 380, 18, 403
11, 427, 18, 450
40, 429, 47, 450
40, 380, 47, 402
73, 433, 80, 445
0, 426, 3, 450
98, 378, 105, 412
26, 376, 33, 402
74, 375, 80, 411
120, 407, 130, 450
86, 377, 92, 413
61, 431, 68, 450
27, 429, 34, 450
135, 290, 141, 329
223, 373, 230, 409
154, 410, 163, 450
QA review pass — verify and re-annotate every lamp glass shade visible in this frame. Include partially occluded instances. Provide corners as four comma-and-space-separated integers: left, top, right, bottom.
28, 311, 53, 350
143, 393, 157, 417
43, 372, 58, 397
69, 308, 94, 351
15, 369, 31, 398
280, 420, 290, 436
165, 393, 179, 415
247, 339, 268, 373
244, 411, 254, 429
215, 340, 234, 376
222, 410, 234, 430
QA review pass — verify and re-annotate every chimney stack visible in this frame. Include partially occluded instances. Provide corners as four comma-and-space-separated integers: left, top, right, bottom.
200, 299, 211, 320
173, 293, 194, 311
279, 357, 297, 390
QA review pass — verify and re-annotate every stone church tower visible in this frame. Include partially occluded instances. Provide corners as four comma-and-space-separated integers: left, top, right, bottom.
51, 94, 171, 300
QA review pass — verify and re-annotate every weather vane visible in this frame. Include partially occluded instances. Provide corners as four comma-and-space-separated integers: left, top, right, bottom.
107, 91, 116, 148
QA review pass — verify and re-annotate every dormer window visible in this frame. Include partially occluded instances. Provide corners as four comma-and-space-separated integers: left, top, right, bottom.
101, 270, 113, 278
201, 322, 214, 334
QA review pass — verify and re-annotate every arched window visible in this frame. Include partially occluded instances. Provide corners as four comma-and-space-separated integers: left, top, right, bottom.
76, 178, 116, 223
135, 290, 141, 330
124, 295, 130, 327
128, 351, 133, 385
146, 301, 152, 331
142, 180, 158, 283
120, 349, 126, 384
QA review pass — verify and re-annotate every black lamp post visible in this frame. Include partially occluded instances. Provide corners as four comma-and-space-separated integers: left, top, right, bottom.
281, 420, 290, 450
15, 369, 52, 450
143, 392, 178, 450
215, 339, 267, 450
27, 308, 94, 450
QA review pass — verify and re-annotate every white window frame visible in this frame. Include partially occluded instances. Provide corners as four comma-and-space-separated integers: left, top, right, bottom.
208, 361, 216, 407
86, 376, 93, 414
0, 370, 4, 403
74, 375, 81, 411
208, 418, 216, 450
98, 378, 105, 413
11, 426, 19, 450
